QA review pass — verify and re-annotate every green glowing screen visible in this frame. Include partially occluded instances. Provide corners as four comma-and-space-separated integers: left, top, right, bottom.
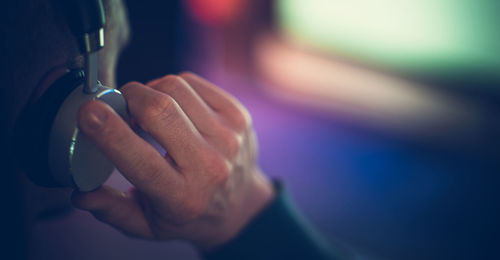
278, 0, 500, 76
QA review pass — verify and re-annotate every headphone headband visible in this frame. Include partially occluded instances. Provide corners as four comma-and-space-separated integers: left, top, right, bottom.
54, 0, 106, 53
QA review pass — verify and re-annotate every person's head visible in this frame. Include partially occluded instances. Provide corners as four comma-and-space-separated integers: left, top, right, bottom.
3, 0, 130, 130
1, 0, 131, 257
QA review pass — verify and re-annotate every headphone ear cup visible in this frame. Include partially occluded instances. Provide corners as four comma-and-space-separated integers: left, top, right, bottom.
47, 78, 128, 191
13, 70, 85, 187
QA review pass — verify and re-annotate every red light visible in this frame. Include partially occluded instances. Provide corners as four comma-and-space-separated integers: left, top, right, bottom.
185, 0, 245, 27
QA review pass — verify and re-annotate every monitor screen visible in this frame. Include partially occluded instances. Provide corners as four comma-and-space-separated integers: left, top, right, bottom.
277, 0, 500, 77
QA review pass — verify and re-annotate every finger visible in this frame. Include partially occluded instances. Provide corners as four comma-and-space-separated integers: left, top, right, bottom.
146, 77, 162, 86
77, 100, 182, 196
120, 82, 211, 171
72, 185, 154, 238
148, 76, 240, 159
147, 75, 221, 137
179, 72, 251, 130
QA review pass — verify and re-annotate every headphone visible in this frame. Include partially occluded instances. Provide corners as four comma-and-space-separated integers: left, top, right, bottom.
13, 0, 129, 191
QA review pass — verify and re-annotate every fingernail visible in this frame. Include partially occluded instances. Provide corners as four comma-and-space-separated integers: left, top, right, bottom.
81, 106, 107, 132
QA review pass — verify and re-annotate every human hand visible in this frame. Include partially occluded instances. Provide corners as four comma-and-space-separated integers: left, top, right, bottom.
72, 72, 274, 250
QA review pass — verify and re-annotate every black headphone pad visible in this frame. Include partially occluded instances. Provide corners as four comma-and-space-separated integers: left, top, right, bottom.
13, 70, 85, 187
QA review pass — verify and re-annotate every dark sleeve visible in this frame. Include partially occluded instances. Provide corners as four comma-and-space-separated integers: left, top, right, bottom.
204, 181, 349, 260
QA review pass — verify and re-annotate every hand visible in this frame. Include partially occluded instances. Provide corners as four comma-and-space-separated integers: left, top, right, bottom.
72, 72, 274, 250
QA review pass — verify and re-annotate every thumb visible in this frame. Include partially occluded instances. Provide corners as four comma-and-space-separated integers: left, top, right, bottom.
72, 185, 154, 239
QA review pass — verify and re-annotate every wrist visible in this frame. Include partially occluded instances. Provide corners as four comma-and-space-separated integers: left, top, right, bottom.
200, 168, 275, 252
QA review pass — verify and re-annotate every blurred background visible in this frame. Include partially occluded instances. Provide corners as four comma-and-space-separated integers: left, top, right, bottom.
32, 0, 500, 259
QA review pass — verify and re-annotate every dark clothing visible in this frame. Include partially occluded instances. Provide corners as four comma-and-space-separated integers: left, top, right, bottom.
205, 182, 347, 260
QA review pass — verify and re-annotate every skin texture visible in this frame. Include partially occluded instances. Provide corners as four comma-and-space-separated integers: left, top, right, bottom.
10, 0, 274, 251
72, 73, 275, 250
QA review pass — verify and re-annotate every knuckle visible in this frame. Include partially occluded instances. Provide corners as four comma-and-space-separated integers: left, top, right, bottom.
177, 195, 206, 221
179, 71, 196, 79
119, 81, 143, 94
155, 74, 180, 86
142, 93, 177, 121
156, 76, 189, 97
222, 130, 242, 160
202, 152, 231, 184
229, 105, 252, 131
